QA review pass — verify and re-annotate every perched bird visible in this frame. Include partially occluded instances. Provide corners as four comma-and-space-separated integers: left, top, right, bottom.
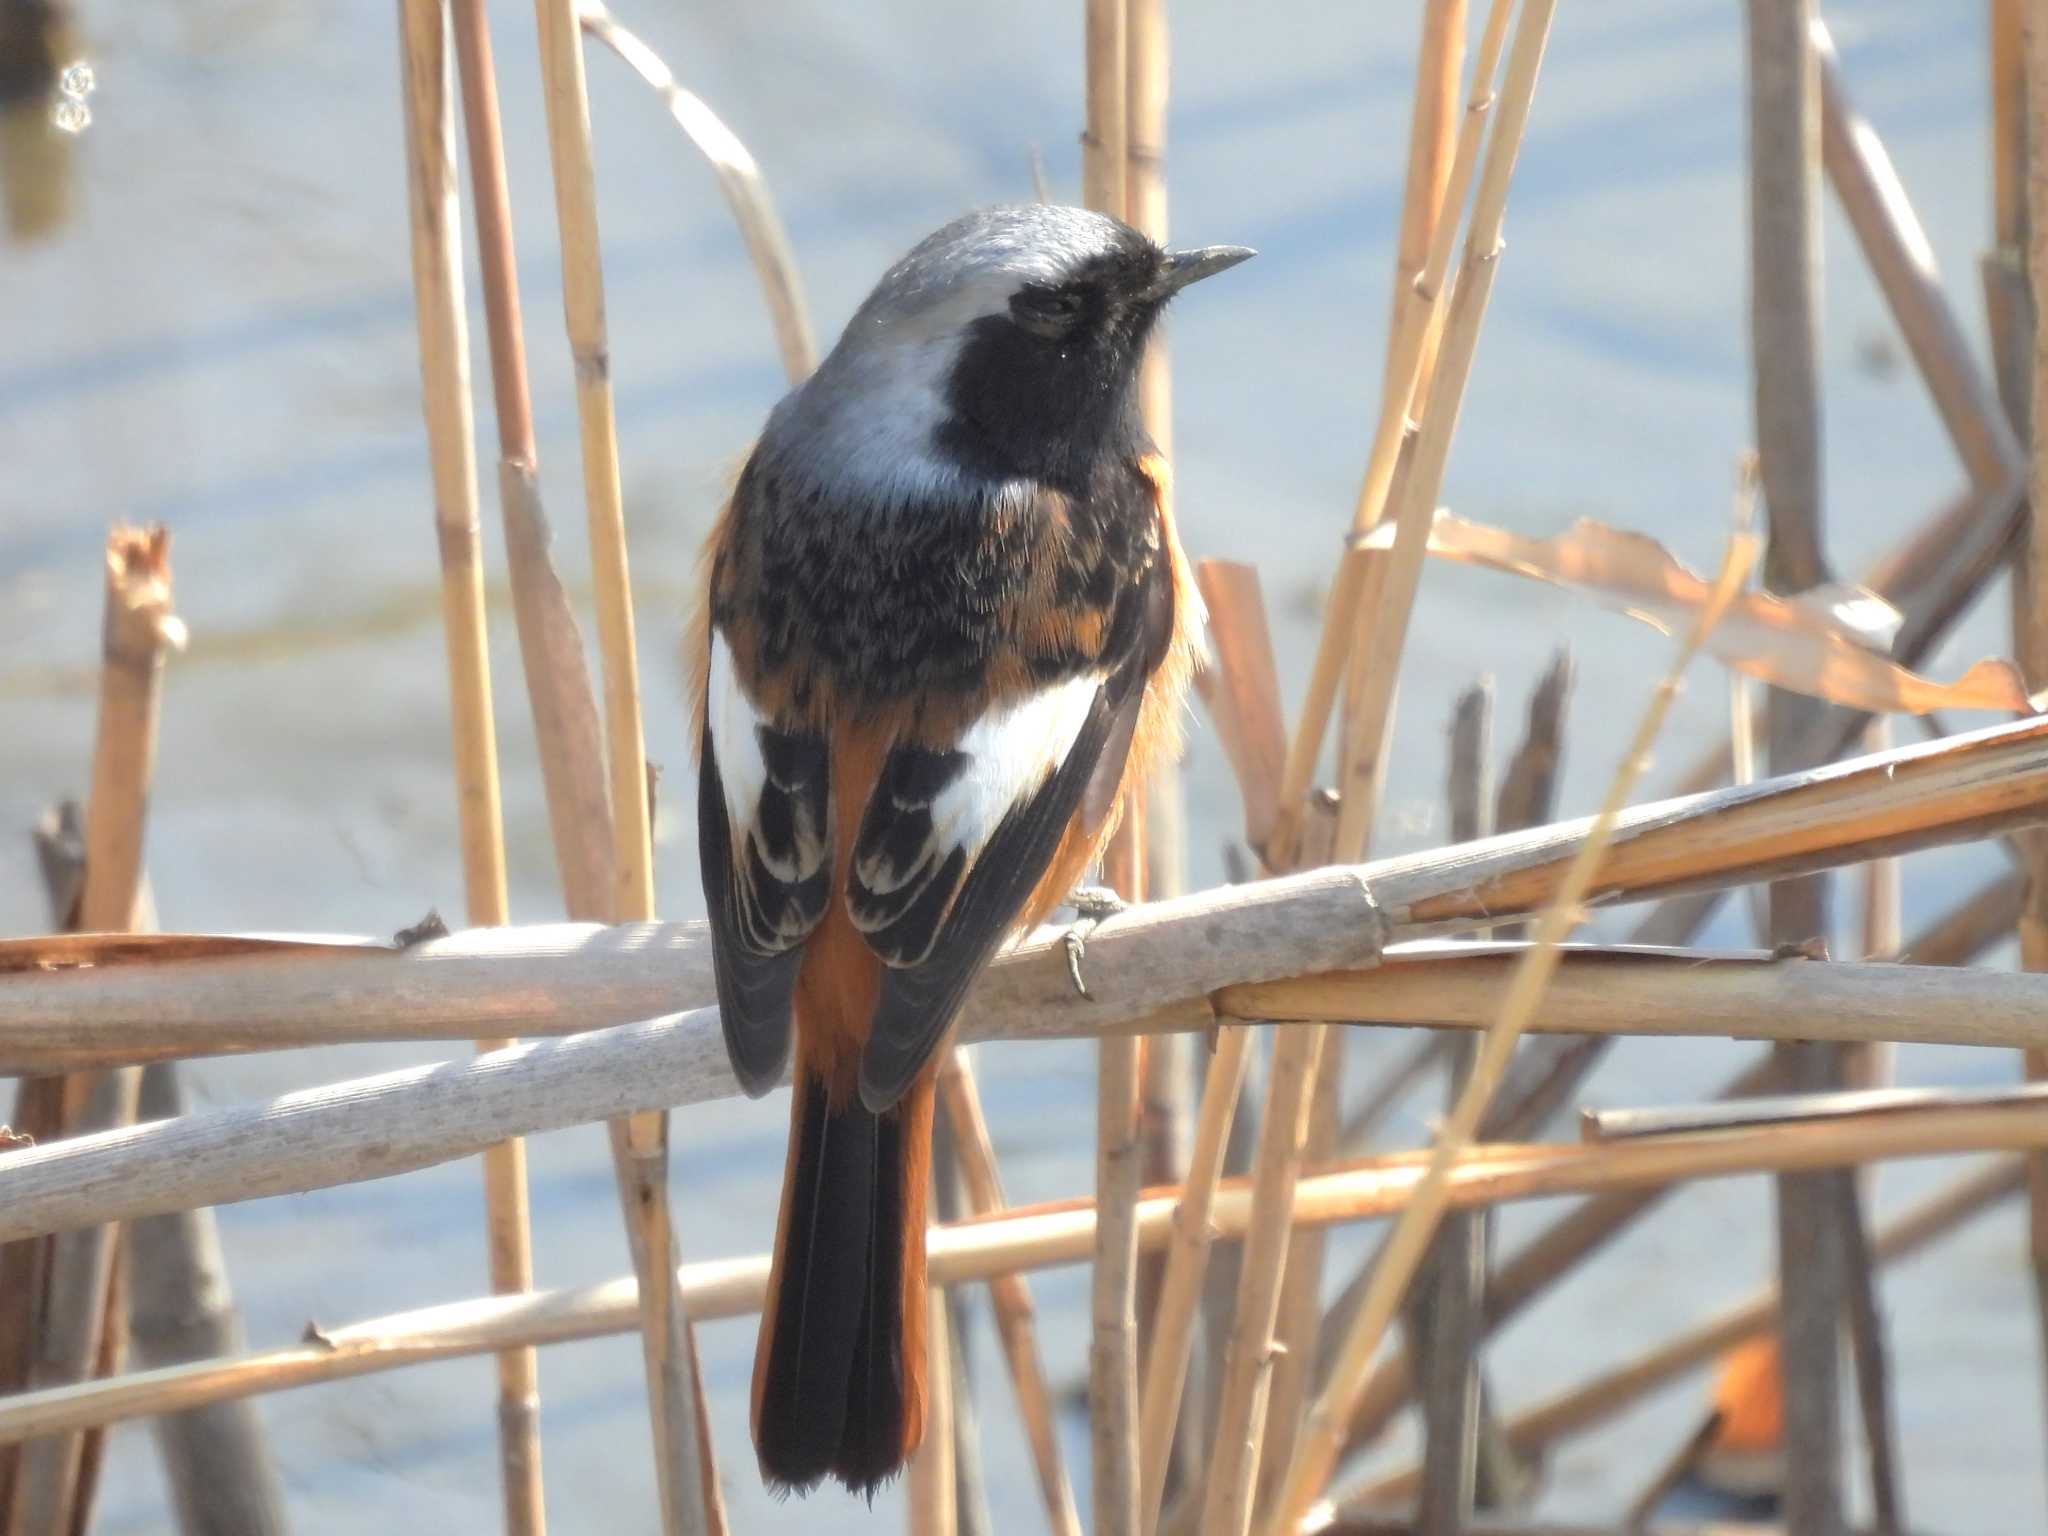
687, 203, 1252, 1496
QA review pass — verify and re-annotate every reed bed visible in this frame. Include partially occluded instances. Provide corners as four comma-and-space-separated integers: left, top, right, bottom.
5, 3, 2048, 1535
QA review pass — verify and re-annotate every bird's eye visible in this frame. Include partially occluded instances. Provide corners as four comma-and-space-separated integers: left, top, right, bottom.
1013, 287, 1085, 333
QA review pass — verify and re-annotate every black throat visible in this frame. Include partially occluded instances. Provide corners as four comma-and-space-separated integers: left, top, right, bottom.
932, 304, 1159, 493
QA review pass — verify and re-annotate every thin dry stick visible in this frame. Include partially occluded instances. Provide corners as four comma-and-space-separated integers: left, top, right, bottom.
1259, 526, 1754, 1536
908, 1289, 957, 1536
2020, 0, 2048, 1473
1985, 0, 2031, 432
1747, 6, 1844, 1531
576, 0, 814, 385
934, 1052, 1083, 1536
1814, 14, 2020, 494
7, 528, 179, 1536
530, 2, 707, 1529
1271, 0, 1511, 867
396, 4, 544, 1528
1337, 1156, 2023, 1514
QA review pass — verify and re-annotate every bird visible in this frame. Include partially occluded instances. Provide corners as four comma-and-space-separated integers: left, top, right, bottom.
686, 202, 1252, 1497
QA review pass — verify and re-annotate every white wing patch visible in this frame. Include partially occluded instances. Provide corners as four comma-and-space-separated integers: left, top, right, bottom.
929, 673, 1102, 860
708, 634, 768, 836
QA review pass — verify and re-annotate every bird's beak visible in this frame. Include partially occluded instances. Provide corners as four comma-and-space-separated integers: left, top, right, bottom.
1153, 244, 1256, 297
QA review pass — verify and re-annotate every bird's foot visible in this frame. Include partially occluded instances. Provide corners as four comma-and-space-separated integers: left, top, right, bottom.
1062, 886, 1129, 1000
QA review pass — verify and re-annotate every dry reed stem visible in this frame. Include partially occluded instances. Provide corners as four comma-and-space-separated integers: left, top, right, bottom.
127, 1065, 290, 1536
1194, 562, 1287, 856
8, 1116, 2042, 1458
1336, 1053, 1785, 1455
30, 944, 2048, 1247
1081, 0, 1126, 219
1199, 1029, 1332, 1536
395, 5, 544, 1527
450, 0, 616, 923
1410, 682, 1492, 1536
935, 1052, 1082, 1536
6, 527, 178, 1536
576, 0, 814, 384
908, 1288, 957, 1536
1258, 523, 1752, 1535
1271, 0, 1513, 866
1139, 1023, 1252, 1536
1335, 1156, 2022, 1516
30, 704, 2048, 1075
530, 1, 705, 1528
2020, 0, 2048, 1473
1327, 0, 1557, 863
1814, 15, 2020, 494
1986, 0, 2031, 431
1261, 6, 1474, 1499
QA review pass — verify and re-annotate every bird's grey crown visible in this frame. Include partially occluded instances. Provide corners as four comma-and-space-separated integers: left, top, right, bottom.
755, 205, 1151, 518
851, 204, 1144, 325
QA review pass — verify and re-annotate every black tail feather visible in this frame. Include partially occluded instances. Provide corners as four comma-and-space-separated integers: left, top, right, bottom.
754, 1074, 915, 1498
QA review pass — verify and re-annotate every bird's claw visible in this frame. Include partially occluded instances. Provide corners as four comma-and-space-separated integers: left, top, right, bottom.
1061, 886, 1128, 999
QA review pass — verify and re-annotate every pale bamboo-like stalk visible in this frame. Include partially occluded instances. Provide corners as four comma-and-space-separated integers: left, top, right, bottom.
2019, 0, 2048, 1473
1259, 526, 1752, 1536
1269, 0, 1512, 866
1327, 0, 1558, 862
6, 527, 179, 1536
529, 2, 706, 1529
1081, 0, 1127, 217
1337, 1156, 2022, 1514
908, 1289, 957, 1536
9, 1118, 2043, 1457
1198, 1029, 1327, 1536
395, 5, 544, 1529
1986, 0, 2030, 429
576, 0, 815, 385
934, 1052, 1083, 1536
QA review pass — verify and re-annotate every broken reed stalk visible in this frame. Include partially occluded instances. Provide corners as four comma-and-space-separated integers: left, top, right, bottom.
1814, 14, 2021, 494
934, 1052, 1082, 1536
395, 4, 545, 1529
575, 0, 815, 385
2021, 0, 2048, 1473
450, 0, 616, 922
529, 1, 708, 1529
1272, 0, 1514, 864
1338, 1155, 2022, 1515
1259, 525, 1751, 1536
1193, 562, 1287, 854
7, 1120, 2040, 1457
1747, 5, 1845, 1531
6, 527, 179, 1536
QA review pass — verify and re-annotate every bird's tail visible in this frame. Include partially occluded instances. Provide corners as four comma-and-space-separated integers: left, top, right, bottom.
752, 1060, 932, 1497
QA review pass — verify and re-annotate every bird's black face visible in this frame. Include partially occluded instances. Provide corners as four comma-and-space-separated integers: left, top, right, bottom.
936, 242, 1184, 493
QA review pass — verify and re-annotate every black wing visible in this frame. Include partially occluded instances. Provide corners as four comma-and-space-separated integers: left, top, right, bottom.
698, 666, 832, 1096
851, 556, 1172, 1111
